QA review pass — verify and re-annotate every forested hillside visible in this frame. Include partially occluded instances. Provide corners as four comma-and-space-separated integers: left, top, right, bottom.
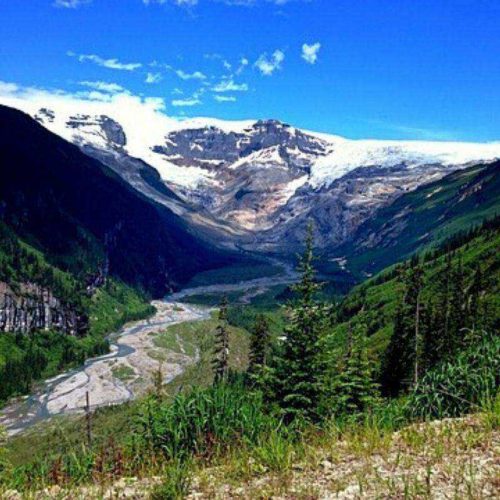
0, 220, 155, 402
329, 217, 499, 390
2, 218, 498, 498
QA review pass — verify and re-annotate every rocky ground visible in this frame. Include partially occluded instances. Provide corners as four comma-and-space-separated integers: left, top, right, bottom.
4, 415, 497, 499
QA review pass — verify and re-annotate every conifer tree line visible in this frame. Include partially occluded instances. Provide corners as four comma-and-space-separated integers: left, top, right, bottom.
212, 219, 498, 422
0, 222, 86, 310
212, 222, 380, 422
381, 250, 494, 396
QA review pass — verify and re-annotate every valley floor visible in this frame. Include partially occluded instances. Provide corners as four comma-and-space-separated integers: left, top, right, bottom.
0, 302, 212, 436
0, 264, 295, 436
3, 414, 498, 499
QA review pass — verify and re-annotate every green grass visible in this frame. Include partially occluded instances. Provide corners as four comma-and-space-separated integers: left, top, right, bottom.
88, 280, 156, 338
111, 364, 135, 382
407, 334, 500, 419
156, 317, 250, 392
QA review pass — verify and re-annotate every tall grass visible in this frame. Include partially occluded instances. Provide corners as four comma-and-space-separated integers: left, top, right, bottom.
150, 459, 192, 500
134, 379, 283, 462
2, 335, 497, 495
407, 334, 500, 419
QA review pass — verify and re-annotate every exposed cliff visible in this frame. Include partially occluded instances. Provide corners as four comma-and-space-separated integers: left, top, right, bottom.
0, 282, 86, 336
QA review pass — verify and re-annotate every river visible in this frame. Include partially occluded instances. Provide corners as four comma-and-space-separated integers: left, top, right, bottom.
0, 264, 297, 436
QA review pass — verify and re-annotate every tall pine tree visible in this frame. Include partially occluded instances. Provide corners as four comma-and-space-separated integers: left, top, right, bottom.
212, 296, 230, 383
248, 314, 270, 380
381, 262, 424, 395
331, 322, 379, 415
272, 222, 328, 422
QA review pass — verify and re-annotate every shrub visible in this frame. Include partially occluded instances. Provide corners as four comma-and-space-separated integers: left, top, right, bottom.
150, 460, 192, 500
0, 426, 9, 478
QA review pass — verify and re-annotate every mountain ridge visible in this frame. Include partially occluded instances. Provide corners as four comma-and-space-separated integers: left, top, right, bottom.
3, 97, 498, 258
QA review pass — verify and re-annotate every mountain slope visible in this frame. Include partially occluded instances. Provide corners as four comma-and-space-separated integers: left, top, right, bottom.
0, 105, 235, 296
327, 218, 500, 370
3, 96, 499, 256
334, 161, 500, 277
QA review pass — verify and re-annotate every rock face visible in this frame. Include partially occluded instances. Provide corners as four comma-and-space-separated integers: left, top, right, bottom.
154, 119, 328, 171
151, 120, 329, 233
64, 114, 127, 149
252, 162, 460, 252
0, 282, 85, 335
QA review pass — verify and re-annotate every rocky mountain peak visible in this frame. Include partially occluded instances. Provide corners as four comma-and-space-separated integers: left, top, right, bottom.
65, 113, 127, 149
34, 107, 55, 124
152, 118, 329, 173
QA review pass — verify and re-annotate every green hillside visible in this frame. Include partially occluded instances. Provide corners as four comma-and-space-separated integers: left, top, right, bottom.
338, 161, 500, 277
326, 217, 500, 385
0, 222, 155, 404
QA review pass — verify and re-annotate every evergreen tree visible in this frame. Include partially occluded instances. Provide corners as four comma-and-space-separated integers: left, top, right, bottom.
248, 314, 270, 380
429, 255, 467, 361
332, 322, 379, 415
467, 264, 483, 329
448, 256, 466, 352
381, 263, 424, 395
212, 296, 230, 383
271, 222, 328, 422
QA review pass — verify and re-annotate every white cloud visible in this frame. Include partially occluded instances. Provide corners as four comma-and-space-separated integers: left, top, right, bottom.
75, 90, 113, 102
171, 97, 202, 107
79, 81, 126, 93
0, 82, 19, 94
144, 0, 198, 5
68, 52, 142, 71
301, 42, 321, 64
54, 0, 92, 8
175, 69, 207, 80
0, 79, 168, 119
236, 57, 249, 75
0, 80, 175, 154
214, 95, 237, 102
212, 79, 248, 92
145, 72, 163, 84
254, 49, 284, 76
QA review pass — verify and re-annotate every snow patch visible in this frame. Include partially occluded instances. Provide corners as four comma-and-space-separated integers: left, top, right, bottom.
310, 140, 500, 188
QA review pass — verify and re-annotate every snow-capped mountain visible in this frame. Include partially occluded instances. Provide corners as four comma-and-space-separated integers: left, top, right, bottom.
5, 98, 500, 255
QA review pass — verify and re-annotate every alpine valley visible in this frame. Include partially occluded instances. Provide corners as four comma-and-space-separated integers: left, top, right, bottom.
0, 99, 499, 498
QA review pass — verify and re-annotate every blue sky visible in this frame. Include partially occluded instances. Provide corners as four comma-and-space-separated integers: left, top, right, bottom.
1, 0, 499, 141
